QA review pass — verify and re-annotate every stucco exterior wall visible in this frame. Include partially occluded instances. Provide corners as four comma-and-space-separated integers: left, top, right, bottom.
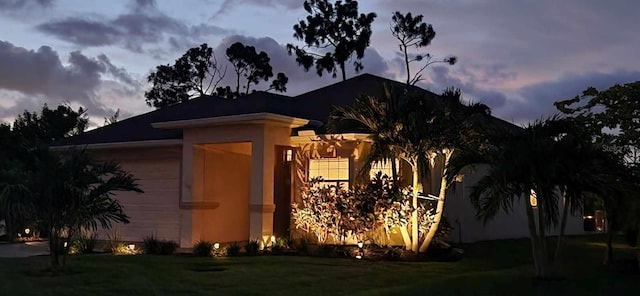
191, 143, 251, 243
92, 146, 182, 243
444, 165, 586, 243
180, 123, 292, 247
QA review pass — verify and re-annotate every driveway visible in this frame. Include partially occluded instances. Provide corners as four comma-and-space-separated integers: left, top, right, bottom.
0, 241, 49, 258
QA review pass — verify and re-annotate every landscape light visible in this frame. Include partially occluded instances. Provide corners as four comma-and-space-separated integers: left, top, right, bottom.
24, 228, 31, 235
127, 244, 136, 251
214, 243, 220, 250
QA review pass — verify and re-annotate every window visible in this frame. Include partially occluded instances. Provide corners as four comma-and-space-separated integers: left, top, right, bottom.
309, 157, 349, 187
369, 159, 399, 179
529, 190, 538, 208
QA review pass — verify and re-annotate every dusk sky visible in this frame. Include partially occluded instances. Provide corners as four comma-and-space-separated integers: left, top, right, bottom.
1, 0, 638, 126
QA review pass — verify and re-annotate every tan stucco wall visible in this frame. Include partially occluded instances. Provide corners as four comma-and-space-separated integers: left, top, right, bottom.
92, 146, 182, 243
191, 143, 251, 243
180, 123, 292, 246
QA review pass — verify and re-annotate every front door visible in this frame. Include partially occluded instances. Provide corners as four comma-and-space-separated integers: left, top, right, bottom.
273, 146, 293, 238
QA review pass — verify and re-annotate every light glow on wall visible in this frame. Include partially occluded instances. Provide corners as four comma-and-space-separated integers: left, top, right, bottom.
530, 190, 538, 208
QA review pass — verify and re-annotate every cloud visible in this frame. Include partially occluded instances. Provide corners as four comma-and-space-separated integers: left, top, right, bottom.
504, 70, 640, 123
212, 0, 302, 19
416, 65, 508, 111
36, 0, 231, 53
413, 63, 640, 124
0, 40, 141, 119
205, 34, 391, 96
374, 0, 640, 84
0, 0, 53, 10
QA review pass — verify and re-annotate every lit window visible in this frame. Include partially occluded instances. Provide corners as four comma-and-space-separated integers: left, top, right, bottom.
530, 190, 538, 208
285, 149, 293, 162
309, 158, 349, 187
369, 159, 399, 179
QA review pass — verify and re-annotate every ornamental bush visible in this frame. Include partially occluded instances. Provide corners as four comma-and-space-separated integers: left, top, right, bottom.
292, 175, 436, 246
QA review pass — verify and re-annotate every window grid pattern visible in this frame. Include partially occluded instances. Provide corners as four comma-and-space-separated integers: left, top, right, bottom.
309, 158, 349, 187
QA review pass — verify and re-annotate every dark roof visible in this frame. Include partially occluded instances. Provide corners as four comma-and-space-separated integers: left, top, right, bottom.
55, 73, 514, 146
55, 91, 296, 146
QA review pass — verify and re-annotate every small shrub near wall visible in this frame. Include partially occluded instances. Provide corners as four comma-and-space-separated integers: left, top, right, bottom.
226, 242, 241, 256
143, 235, 178, 255
291, 237, 311, 256
158, 240, 179, 255
71, 230, 97, 254
244, 240, 260, 256
104, 230, 136, 255
143, 235, 160, 254
270, 238, 289, 255
193, 241, 214, 257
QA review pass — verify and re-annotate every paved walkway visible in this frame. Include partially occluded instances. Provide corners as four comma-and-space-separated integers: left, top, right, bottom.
0, 241, 49, 258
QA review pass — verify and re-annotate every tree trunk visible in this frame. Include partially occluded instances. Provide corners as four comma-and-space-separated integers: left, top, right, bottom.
605, 216, 614, 265
6, 213, 14, 242
399, 225, 412, 250
537, 198, 550, 278
418, 174, 447, 253
235, 72, 241, 96
419, 151, 452, 253
245, 80, 252, 95
340, 63, 346, 81
403, 44, 411, 85
554, 196, 570, 263
391, 159, 398, 185
525, 192, 543, 278
49, 230, 60, 270
636, 222, 640, 272
411, 165, 419, 252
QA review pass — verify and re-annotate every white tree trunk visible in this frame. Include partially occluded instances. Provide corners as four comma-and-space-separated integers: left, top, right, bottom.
419, 173, 447, 253
418, 151, 452, 253
411, 165, 419, 252
400, 226, 412, 250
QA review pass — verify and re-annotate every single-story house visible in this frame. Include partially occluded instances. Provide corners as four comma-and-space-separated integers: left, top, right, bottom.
54, 74, 586, 247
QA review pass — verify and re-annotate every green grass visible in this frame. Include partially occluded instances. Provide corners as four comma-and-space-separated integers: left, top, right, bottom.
0, 236, 637, 296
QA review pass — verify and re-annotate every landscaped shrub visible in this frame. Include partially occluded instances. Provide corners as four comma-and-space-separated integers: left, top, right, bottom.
143, 235, 160, 254
193, 240, 214, 257
383, 247, 402, 261
143, 235, 178, 255
315, 244, 337, 257
158, 240, 179, 255
270, 238, 289, 255
292, 175, 435, 246
244, 240, 260, 256
104, 230, 134, 255
291, 237, 310, 256
226, 242, 241, 256
71, 230, 97, 254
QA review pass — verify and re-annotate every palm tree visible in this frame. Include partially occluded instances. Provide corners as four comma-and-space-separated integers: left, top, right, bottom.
446, 117, 636, 278
3, 148, 142, 269
331, 85, 490, 252
0, 160, 31, 242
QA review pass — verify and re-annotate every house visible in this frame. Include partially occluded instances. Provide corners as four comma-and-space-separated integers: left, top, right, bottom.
53, 74, 586, 247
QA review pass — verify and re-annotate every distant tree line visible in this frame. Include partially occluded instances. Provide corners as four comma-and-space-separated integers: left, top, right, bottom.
145, 0, 456, 108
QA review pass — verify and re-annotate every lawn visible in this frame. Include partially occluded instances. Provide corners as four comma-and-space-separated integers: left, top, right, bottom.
0, 236, 637, 296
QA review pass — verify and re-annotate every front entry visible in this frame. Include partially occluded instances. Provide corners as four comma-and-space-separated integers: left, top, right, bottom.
273, 146, 293, 238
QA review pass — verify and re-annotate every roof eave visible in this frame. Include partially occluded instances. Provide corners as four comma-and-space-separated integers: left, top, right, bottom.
151, 112, 310, 129
50, 139, 183, 151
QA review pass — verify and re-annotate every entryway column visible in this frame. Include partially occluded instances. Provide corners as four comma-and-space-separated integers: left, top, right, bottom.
249, 127, 276, 242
